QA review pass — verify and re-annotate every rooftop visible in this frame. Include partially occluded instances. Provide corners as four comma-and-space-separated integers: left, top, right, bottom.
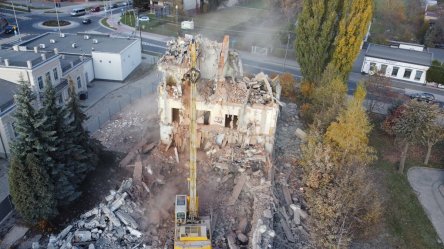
365, 44, 433, 66
60, 54, 88, 73
0, 49, 57, 68
20, 32, 139, 55
0, 79, 19, 113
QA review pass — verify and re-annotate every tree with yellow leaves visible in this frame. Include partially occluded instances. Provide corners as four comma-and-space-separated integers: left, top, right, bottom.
330, 0, 373, 78
325, 84, 376, 165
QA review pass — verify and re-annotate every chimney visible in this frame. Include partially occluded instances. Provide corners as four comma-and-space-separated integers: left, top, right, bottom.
4, 59, 9, 66
41, 53, 46, 61
70, 61, 74, 68
34, 46, 38, 53
54, 48, 59, 54
12, 45, 19, 51
26, 60, 32, 69
80, 55, 84, 61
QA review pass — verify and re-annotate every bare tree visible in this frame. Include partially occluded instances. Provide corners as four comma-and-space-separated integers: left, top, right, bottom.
363, 72, 395, 113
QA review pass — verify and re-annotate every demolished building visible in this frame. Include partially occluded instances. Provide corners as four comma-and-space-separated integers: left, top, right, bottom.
157, 35, 282, 154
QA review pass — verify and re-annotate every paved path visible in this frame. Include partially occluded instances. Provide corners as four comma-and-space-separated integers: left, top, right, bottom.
408, 167, 444, 243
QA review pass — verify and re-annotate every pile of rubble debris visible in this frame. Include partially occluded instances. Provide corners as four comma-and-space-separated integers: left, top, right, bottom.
36, 179, 147, 249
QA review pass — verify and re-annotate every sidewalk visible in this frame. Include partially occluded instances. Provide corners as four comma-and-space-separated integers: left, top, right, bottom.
408, 167, 444, 244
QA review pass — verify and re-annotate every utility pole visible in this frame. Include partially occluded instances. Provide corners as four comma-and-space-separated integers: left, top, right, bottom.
11, 1, 21, 41
283, 33, 290, 72
54, 0, 61, 36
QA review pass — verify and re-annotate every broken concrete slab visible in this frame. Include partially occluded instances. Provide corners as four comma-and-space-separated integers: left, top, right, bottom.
133, 156, 143, 183
74, 230, 92, 243
115, 210, 138, 229
228, 174, 248, 205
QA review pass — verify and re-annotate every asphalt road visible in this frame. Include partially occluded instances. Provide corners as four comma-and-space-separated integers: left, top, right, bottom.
2, 9, 444, 106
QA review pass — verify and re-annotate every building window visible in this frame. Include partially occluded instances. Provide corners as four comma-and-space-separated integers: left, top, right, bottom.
45, 71, 51, 85
108, 60, 111, 63
100, 60, 102, 63
403, 69, 412, 79
203, 111, 210, 125
414, 71, 423, 81
172, 108, 180, 122
380, 64, 388, 75
53, 68, 58, 80
37, 76, 43, 89
224, 114, 238, 129
392, 67, 399, 77
77, 76, 82, 89
369, 63, 376, 73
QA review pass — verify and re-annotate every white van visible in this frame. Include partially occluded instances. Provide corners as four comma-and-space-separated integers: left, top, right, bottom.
70, 8, 86, 16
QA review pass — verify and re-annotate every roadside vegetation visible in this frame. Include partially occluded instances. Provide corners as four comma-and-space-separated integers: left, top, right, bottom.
370, 116, 443, 249
370, 0, 426, 44
293, 0, 444, 248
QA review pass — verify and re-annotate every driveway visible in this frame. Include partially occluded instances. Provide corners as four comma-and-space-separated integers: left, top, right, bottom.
408, 167, 444, 243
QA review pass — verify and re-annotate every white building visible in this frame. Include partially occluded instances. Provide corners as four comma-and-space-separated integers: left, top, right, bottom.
0, 79, 18, 159
19, 32, 141, 81
0, 49, 92, 158
361, 44, 433, 84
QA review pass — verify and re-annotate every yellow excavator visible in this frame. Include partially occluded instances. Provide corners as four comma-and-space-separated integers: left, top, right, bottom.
174, 39, 212, 249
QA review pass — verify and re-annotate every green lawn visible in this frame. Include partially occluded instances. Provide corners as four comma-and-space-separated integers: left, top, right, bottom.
370, 121, 443, 249
120, 12, 179, 36
101, 18, 115, 30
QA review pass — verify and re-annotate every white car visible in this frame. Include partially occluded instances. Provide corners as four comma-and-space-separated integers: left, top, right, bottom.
138, 16, 150, 22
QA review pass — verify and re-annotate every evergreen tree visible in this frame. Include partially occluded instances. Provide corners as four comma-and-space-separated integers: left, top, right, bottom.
40, 80, 81, 204
330, 0, 373, 78
66, 77, 99, 180
9, 155, 57, 223
295, 0, 340, 84
9, 77, 57, 223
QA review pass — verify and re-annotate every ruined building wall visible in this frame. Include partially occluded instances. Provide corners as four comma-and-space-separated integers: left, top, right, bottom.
157, 87, 279, 153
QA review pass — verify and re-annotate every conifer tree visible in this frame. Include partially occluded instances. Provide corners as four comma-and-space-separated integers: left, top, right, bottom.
295, 0, 340, 83
9, 77, 57, 223
66, 77, 99, 181
40, 80, 81, 204
330, 0, 373, 78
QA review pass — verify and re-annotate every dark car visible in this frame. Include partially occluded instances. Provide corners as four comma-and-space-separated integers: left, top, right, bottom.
111, 3, 118, 8
82, 18, 92, 24
4, 25, 17, 34
410, 92, 435, 103
90, 6, 101, 12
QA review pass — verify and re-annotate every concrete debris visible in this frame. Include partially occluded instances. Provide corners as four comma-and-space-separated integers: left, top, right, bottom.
228, 174, 248, 205
295, 128, 307, 141
74, 230, 92, 243
32, 242, 40, 249
133, 156, 143, 183
47, 178, 145, 249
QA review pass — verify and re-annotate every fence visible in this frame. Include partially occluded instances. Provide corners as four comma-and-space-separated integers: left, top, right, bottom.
84, 81, 159, 133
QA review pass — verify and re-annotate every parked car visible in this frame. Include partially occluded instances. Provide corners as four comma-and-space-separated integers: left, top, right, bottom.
90, 6, 101, 12
82, 18, 92, 24
111, 3, 119, 8
410, 92, 435, 103
138, 16, 150, 22
4, 25, 17, 34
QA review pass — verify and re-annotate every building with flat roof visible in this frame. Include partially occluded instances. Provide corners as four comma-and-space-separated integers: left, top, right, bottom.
0, 79, 19, 159
18, 32, 141, 81
361, 44, 433, 84
0, 48, 92, 158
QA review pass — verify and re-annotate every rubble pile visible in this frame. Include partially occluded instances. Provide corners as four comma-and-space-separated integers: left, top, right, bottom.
93, 111, 148, 153
44, 179, 147, 249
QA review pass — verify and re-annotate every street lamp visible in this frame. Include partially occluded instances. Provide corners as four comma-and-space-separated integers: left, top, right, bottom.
10, 1, 21, 41
54, 0, 61, 36
176, 5, 178, 23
